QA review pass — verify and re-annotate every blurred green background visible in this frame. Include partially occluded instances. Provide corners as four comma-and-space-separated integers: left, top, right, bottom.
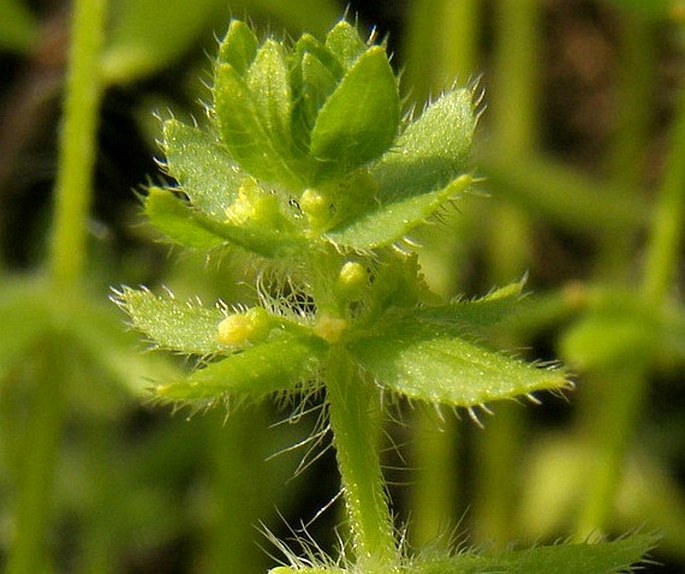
1, 0, 684, 572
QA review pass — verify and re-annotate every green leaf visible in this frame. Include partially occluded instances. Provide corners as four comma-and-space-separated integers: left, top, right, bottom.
291, 47, 340, 151
144, 187, 226, 249
116, 287, 225, 355
214, 63, 303, 189
349, 317, 568, 407
155, 335, 324, 401
247, 39, 293, 146
292, 33, 343, 81
326, 175, 471, 250
414, 279, 526, 331
162, 120, 244, 219
309, 46, 399, 181
101, 0, 223, 84
409, 534, 658, 574
664, 301, 685, 361
218, 19, 259, 76
561, 313, 658, 372
324, 20, 367, 69
145, 187, 305, 257
70, 311, 176, 399
372, 88, 476, 203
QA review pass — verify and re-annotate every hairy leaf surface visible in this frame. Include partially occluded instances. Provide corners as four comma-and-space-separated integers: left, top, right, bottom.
326, 175, 471, 250
156, 335, 324, 401
409, 533, 657, 574
310, 46, 399, 180
145, 188, 304, 257
118, 287, 224, 355
218, 19, 258, 75
214, 63, 302, 189
324, 20, 367, 69
162, 120, 244, 219
350, 318, 567, 406
372, 88, 476, 202
247, 40, 293, 151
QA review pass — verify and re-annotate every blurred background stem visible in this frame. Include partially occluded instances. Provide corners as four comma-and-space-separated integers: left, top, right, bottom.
201, 407, 271, 574
6, 340, 67, 574
6, 0, 106, 571
49, 0, 105, 291
575, 55, 685, 539
403, 0, 480, 549
472, 0, 537, 549
596, 13, 656, 280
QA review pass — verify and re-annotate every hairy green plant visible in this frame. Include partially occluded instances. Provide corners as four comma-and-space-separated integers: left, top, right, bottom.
116, 18, 656, 573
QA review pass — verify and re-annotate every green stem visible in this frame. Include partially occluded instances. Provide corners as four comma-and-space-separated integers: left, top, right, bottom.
403, 0, 479, 103
575, 25, 685, 540
596, 14, 656, 280
491, 0, 539, 154
409, 412, 458, 547
7, 0, 106, 570
472, 0, 538, 548
575, 368, 649, 540
403, 0, 480, 549
642, 85, 685, 303
607, 14, 655, 193
6, 341, 66, 574
473, 402, 523, 547
326, 347, 397, 573
49, 0, 106, 290
77, 422, 118, 574
480, 153, 647, 235
203, 408, 269, 574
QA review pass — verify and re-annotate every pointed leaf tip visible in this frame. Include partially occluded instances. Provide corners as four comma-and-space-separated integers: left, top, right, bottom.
310, 46, 399, 180
350, 318, 569, 407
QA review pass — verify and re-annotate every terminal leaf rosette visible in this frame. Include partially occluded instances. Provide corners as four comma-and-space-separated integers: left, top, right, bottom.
117, 17, 571, 410
145, 19, 477, 257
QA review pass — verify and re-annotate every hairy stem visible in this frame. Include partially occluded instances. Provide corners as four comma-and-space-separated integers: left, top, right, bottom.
326, 347, 397, 573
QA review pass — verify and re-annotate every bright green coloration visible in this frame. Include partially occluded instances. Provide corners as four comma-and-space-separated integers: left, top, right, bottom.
117, 17, 655, 574
265, 534, 657, 574
407, 534, 658, 573
326, 348, 397, 572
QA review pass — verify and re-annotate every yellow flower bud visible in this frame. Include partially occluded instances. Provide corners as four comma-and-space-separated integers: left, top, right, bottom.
216, 307, 269, 347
